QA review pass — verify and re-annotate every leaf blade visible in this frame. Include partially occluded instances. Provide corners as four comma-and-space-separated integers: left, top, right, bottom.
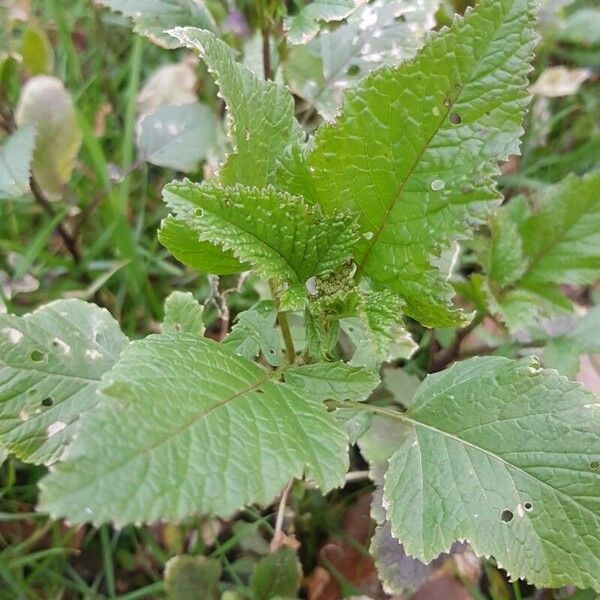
384, 356, 600, 591
39, 334, 348, 524
308, 0, 537, 326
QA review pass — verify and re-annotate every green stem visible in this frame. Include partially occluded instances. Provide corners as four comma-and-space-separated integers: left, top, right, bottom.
278, 310, 296, 364
269, 282, 296, 364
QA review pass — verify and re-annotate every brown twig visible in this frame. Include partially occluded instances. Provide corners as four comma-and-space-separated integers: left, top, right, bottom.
29, 176, 83, 266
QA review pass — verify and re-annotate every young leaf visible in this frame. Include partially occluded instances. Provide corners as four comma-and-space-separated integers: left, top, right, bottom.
284, 0, 358, 45
168, 28, 303, 187
15, 76, 82, 200
162, 291, 205, 336
95, 0, 217, 48
519, 170, 600, 287
136, 103, 216, 172
307, 0, 536, 326
250, 547, 302, 599
39, 334, 348, 525
482, 171, 600, 331
223, 301, 283, 366
342, 290, 417, 368
0, 126, 35, 199
158, 217, 246, 275
0, 300, 128, 465
383, 356, 600, 591
285, 361, 380, 401
163, 181, 359, 310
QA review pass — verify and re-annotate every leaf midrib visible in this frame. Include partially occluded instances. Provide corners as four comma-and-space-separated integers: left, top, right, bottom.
517, 185, 600, 286
403, 412, 600, 522
72, 368, 284, 488
353, 1, 518, 276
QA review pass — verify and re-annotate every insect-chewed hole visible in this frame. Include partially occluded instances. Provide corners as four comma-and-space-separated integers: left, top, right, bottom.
524, 502, 533, 511
449, 112, 462, 125
256, 389, 265, 394
173, 323, 182, 332
346, 64, 360, 76
41, 397, 54, 407
589, 460, 600, 471
500, 509, 514, 523
30, 350, 45, 362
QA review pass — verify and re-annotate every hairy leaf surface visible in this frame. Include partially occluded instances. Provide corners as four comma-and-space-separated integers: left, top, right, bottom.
0, 300, 128, 464
158, 217, 246, 275
384, 356, 600, 591
307, 0, 536, 326
163, 181, 359, 309
168, 28, 302, 187
40, 334, 348, 524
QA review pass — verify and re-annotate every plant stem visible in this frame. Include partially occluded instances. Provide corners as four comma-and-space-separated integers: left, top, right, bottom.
29, 176, 83, 266
257, 0, 273, 80
278, 309, 296, 364
270, 480, 293, 551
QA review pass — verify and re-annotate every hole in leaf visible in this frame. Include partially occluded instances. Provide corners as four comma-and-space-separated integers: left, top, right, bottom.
524, 502, 533, 511
174, 323, 182, 332
500, 509, 513, 523
195, 208, 203, 216
256, 389, 265, 394
268, 349, 276, 355
395, 14, 407, 23
30, 350, 45, 362
449, 112, 462, 125
346, 64, 360, 76
589, 460, 600, 471
41, 397, 54, 407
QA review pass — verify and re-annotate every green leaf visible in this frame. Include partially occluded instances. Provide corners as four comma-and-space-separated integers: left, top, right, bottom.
384, 356, 600, 590
137, 103, 216, 172
285, 0, 439, 119
158, 216, 246, 275
163, 181, 359, 310
96, 0, 217, 48
307, 0, 536, 326
285, 361, 380, 401
0, 126, 35, 200
15, 76, 82, 200
223, 301, 283, 367
342, 290, 417, 368
39, 334, 348, 524
557, 8, 600, 46
483, 171, 600, 331
519, 171, 600, 287
284, 0, 357, 45
544, 307, 600, 378
168, 28, 302, 187
485, 209, 527, 287
164, 555, 221, 600
250, 547, 302, 600
0, 300, 128, 465
162, 291, 205, 336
